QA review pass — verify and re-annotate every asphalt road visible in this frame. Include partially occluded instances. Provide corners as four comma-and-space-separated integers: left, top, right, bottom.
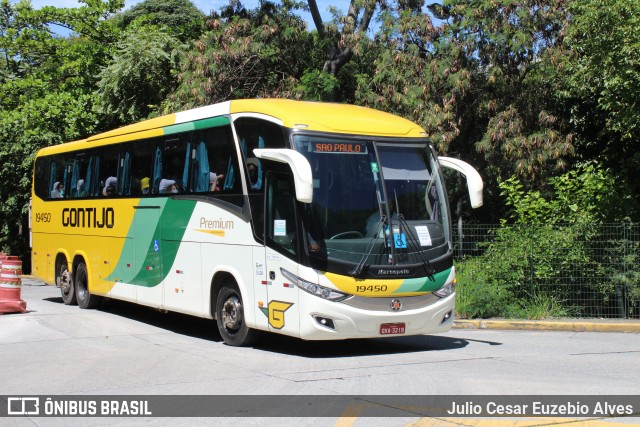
1, 279, 639, 426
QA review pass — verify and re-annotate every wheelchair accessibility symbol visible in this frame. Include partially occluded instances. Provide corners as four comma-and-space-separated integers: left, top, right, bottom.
154, 240, 159, 252
395, 233, 407, 249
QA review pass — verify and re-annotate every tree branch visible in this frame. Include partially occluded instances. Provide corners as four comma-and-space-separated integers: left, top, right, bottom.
306, 0, 325, 38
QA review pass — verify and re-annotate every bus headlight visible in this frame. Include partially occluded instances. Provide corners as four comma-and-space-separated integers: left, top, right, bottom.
434, 278, 456, 298
280, 268, 351, 302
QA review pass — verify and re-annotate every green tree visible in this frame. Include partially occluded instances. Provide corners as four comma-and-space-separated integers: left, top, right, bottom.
170, 1, 314, 109
115, 0, 206, 42
355, 5, 467, 154
566, 0, 640, 143
500, 163, 623, 225
95, 23, 186, 126
356, 0, 574, 222
306, 0, 377, 100
564, 0, 640, 220
0, 93, 100, 258
457, 163, 628, 319
0, 0, 122, 259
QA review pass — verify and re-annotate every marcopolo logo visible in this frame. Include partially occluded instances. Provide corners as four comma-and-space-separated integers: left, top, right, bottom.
375, 268, 410, 276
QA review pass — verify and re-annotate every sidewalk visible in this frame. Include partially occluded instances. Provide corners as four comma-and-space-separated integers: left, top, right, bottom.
454, 318, 640, 333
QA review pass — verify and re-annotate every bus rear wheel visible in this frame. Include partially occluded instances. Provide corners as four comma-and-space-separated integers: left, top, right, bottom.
57, 261, 76, 305
216, 285, 258, 347
75, 262, 102, 309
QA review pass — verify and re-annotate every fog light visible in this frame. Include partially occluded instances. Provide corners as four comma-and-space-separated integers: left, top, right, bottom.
313, 315, 336, 330
440, 310, 453, 324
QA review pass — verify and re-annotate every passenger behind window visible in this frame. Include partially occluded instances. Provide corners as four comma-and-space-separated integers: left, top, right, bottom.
159, 179, 179, 194
247, 157, 261, 190
141, 177, 150, 195
76, 179, 85, 197
103, 176, 117, 196
209, 172, 224, 192
51, 182, 64, 198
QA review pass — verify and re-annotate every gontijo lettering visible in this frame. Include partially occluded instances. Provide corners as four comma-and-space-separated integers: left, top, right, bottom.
62, 207, 114, 228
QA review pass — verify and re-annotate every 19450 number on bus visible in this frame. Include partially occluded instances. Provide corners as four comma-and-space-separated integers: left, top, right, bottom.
356, 285, 388, 293
35, 212, 51, 222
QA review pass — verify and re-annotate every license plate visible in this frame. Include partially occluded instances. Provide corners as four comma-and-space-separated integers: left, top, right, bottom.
380, 323, 405, 335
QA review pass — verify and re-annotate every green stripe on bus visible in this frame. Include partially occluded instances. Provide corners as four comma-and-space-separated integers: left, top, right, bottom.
164, 116, 230, 135
393, 267, 452, 293
164, 122, 194, 135
107, 198, 197, 287
193, 116, 230, 130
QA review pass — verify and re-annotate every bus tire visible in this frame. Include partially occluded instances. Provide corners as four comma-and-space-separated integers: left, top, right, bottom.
57, 261, 76, 305
75, 262, 102, 309
215, 285, 258, 347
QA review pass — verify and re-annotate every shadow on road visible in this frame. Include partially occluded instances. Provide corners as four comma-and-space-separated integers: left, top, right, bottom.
252, 333, 472, 358
42, 295, 497, 357
44, 296, 221, 342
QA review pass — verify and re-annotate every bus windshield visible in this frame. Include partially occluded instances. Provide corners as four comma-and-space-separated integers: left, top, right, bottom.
294, 135, 451, 275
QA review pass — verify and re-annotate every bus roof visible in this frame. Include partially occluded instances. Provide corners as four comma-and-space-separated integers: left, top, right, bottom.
229, 99, 426, 137
37, 100, 427, 156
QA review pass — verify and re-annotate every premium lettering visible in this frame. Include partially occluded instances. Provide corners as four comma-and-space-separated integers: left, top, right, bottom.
62, 207, 114, 228
200, 217, 234, 230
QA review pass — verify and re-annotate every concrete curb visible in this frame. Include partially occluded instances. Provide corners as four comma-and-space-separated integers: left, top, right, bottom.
454, 319, 640, 333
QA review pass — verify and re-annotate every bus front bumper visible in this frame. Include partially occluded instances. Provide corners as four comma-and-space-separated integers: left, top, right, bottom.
297, 292, 456, 341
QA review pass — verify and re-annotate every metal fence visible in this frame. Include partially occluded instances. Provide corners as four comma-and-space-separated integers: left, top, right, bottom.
452, 223, 640, 319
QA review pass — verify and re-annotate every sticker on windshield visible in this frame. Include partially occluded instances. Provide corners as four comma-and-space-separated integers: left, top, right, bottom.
274, 219, 287, 236
415, 225, 432, 246
394, 233, 407, 249
370, 162, 379, 173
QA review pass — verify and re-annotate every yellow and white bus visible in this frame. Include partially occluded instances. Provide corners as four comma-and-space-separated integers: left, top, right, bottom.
30, 99, 482, 346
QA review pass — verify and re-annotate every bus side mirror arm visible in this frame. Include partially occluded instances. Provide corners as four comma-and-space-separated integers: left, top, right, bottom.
253, 148, 314, 203
438, 157, 483, 208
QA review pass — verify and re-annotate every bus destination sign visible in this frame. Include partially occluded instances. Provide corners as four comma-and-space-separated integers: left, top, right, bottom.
314, 142, 367, 154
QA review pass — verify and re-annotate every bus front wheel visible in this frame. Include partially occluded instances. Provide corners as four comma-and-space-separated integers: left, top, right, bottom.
57, 261, 76, 305
75, 262, 102, 309
215, 285, 258, 347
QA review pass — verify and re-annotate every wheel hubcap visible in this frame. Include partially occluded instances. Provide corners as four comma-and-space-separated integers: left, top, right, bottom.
60, 269, 71, 293
222, 296, 242, 330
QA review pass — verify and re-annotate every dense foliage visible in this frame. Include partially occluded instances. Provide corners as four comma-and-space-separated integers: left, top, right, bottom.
455, 163, 639, 319
1, 0, 638, 312
170, 1, 314, 108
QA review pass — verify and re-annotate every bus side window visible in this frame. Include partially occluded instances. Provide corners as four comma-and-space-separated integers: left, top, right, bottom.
34, 157, 50, 200
97, 145, 121, 197
190, 124, 240, 194
234, 117, 286, 193
156, 136, 189, 194
48, 155, 68, 199
125, 139, 154, 197
68, 153, 92, 198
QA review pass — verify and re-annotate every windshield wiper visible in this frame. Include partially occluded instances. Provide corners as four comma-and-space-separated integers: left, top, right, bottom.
350, 215, 385, 277
393, 190, 436, 280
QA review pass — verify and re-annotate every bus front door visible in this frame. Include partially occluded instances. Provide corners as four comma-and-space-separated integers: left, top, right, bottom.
263, 173, 300, 336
